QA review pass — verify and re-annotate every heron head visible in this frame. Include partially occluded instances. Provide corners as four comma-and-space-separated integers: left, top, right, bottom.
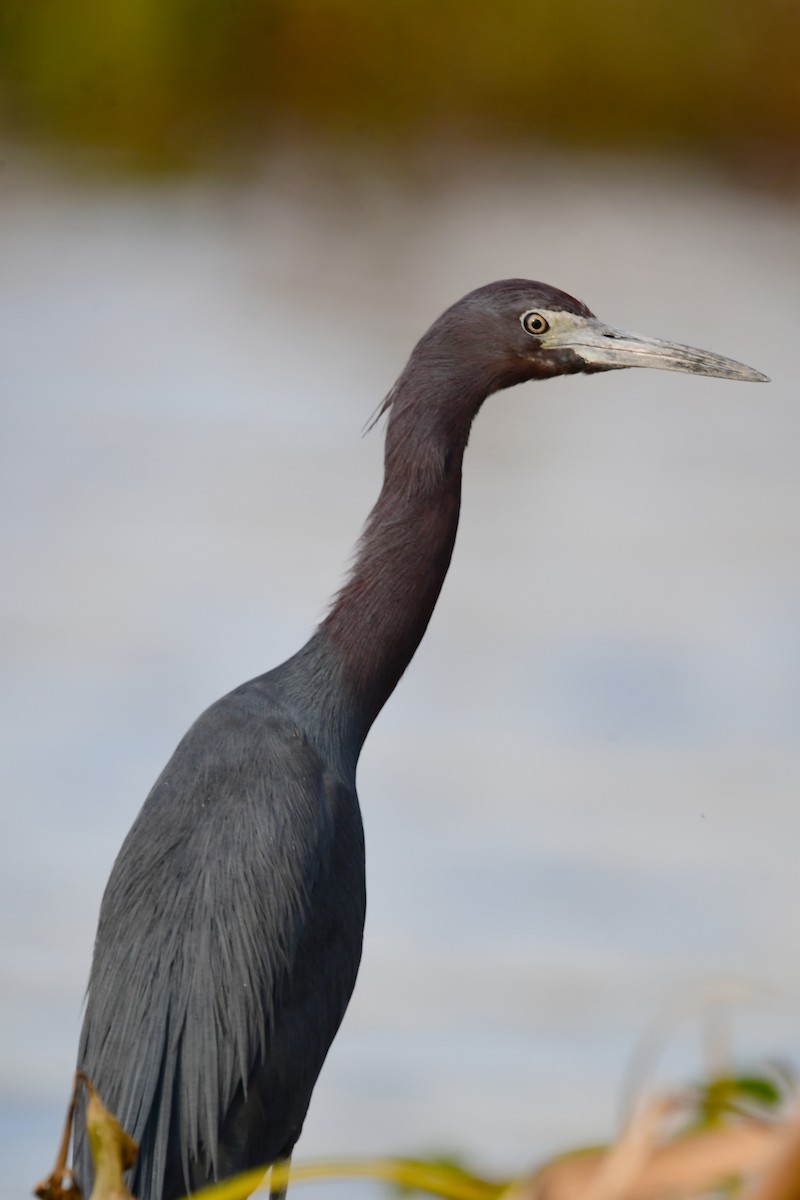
464, 278, 769, 387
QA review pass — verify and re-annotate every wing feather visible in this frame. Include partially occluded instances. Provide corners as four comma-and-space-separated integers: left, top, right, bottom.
75, 690, 338, 1200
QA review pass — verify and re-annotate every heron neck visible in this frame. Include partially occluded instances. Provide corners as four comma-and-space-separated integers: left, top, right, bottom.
321, 399, 470, 744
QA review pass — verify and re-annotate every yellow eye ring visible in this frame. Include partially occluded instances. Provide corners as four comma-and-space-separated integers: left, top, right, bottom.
521, 311, 549, 336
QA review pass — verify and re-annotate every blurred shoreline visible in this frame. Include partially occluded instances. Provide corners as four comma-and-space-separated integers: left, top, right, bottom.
0, 1, 798, 192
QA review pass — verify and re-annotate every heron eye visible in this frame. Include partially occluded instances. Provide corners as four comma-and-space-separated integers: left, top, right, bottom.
521, 311, 550, 336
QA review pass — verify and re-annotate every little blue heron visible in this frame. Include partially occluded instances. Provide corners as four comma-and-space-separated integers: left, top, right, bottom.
72, 280, 767, 1200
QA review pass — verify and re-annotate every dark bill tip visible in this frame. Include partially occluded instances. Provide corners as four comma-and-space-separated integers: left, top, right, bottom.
562, 321, 769, 384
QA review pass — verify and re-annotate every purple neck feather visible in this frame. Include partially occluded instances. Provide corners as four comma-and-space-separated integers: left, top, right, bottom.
322, 366, 488, 739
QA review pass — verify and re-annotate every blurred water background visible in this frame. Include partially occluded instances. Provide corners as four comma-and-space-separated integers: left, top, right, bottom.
1, 4, 800, 1199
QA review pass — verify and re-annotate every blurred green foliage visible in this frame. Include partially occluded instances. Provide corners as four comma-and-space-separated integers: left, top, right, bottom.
0, 0, 797, 177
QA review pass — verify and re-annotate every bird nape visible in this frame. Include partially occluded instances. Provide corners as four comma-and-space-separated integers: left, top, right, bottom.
72, 279, 767, 1200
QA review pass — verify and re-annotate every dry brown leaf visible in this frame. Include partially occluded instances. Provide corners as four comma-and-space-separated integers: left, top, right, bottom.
582, 1096, 677, 1200
34, 1072, 82, 1200
746, 1109, 800, 1200
513, 1115, 779, 1200
33, 1172, 82, 1200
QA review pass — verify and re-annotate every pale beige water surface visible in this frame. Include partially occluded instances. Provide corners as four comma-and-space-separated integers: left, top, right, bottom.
2, 148, 799, 1196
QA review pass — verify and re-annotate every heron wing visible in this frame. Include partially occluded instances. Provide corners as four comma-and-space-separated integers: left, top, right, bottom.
75, 683, 363, 1200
